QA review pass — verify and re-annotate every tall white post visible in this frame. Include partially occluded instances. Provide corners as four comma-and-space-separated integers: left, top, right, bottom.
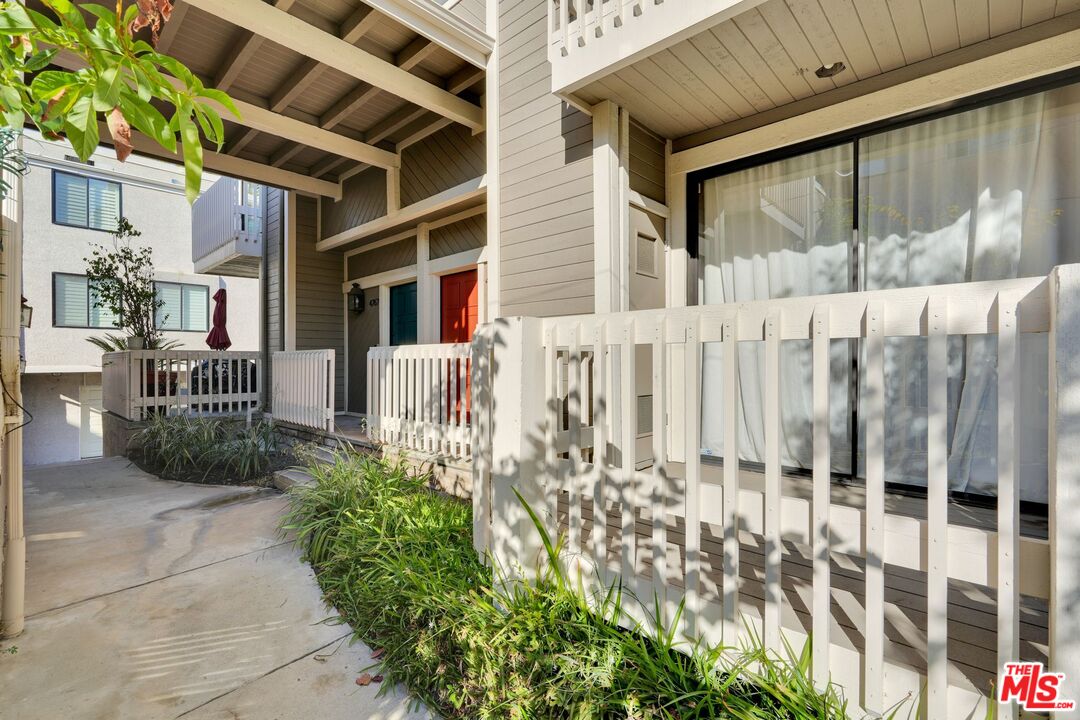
1049, 264, 1080, 719
488, 316, 548, 585
592, 99, 621, 314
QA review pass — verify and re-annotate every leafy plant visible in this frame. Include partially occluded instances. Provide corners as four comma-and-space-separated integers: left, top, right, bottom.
223, 420, 278, 480
84, 217, 163, 345
0, 0, 238, 202
0, 126, 26, 200
283, 452, 875, 720
130, 414, 281, 483
87, 332, 179, 351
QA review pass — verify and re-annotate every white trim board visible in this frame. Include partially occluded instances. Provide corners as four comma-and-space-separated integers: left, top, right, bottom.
317, 175, 486, 251
361, 0, 493, 68
670, 24, 1080, 176
343, 265, 419, 292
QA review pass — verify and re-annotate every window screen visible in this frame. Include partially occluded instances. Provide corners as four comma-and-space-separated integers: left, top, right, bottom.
53, 274, 120, 328
155, 282, 208, 332
52, 171, 121, 231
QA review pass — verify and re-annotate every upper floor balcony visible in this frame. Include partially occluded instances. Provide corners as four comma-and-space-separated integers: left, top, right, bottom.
192, 177, 263, 279
547, 0, 757, 94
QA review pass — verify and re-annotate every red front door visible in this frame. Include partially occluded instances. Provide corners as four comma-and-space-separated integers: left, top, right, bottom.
440, 270, 478, 423
440, 270, 478, 343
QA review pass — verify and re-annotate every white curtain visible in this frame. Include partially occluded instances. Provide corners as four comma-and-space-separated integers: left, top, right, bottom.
699, 82, 1080, 503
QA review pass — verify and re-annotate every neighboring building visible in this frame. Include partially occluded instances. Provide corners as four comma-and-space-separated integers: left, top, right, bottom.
20, 132, 261, 466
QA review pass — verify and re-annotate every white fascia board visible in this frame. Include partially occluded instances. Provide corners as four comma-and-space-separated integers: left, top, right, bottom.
362, 0, 493, 68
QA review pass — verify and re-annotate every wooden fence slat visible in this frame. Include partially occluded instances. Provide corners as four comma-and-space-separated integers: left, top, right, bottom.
545, 326, 560, 530
651, 319, 668, 602
592, 323, 608, 578
927, 296, 949, 718
864, 300, 886, 712
620, 319, 637, 582
764, 311, 782, 650
722, 316, 740, 643
568, 325, 584, 557
811, 304, 831, 687
683, 317, 702, 634
997, 291, 1021, 720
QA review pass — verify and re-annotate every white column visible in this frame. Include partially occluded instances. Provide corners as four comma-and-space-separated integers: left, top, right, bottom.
488, 316, 548, 585
284, 191, 297, 351
483, 0, 500, 321
417, 223, 435, 343
1049, 263, 1080, 719
592, 99, 621, 314
666, 138, 688, 308
386, 164, 400, 214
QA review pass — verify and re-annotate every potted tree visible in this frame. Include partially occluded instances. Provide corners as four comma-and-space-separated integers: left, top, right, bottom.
85, 217, 168, 351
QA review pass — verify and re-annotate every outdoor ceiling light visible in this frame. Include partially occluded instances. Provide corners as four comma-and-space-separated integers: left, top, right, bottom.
349, 284, 365, 314
815, 61, 846, 78
20, 296, 32, 328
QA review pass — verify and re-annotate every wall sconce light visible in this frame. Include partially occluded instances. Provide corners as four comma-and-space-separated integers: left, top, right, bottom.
20, 296, 32, 328
348, 284, 365, 314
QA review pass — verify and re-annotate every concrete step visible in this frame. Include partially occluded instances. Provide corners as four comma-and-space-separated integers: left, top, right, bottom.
273, 468, 315, 493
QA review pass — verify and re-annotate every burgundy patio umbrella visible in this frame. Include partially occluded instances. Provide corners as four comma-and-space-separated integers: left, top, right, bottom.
206, 288, 232, 350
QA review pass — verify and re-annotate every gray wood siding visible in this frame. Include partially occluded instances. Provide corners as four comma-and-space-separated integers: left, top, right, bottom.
263, 186, 283, 410
401, 123, 485, 206
430, 214, 485, 259
346, 238, 416, 280
448, 0, 485, 31
499, 0, 594, 317
294, 195, 346, 412
347, 302, 379, 413
321, 169, 387, 239
630, 120, 666, 203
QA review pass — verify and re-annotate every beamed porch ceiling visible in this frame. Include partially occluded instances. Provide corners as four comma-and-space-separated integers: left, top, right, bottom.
30, 0, 490, 199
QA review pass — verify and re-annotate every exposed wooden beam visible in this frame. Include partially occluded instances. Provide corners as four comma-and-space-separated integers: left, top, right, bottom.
310, 155, 350, 180
320, 39, 437, 130
268, 6, 380, 113
446, 64, 484, 94
227, 128, 260, 156
360, 0, 492, 68
155, 2, 188, 54
214, 0, 296, 91
270, 141, 305, 168
183, 0, 483, 131
381, 65, 484, 150
365, 105, 427, 146
102, 124, 341, 199
397, 117, 451, 150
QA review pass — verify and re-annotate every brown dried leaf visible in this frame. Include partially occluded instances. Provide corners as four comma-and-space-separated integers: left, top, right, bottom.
370, 648, 385, 660
355, 673, 373, 686
372, 674, 384, 683
106, 107, 133, 163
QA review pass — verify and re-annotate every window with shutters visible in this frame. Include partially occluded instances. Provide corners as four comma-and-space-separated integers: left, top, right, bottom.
52, 273, 121, 329
154, 282, 209, 332
52, 170, 122, 231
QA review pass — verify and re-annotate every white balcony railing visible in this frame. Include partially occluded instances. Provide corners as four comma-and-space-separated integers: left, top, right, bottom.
271, 350, 336, 432
192, 177, 263, 278
548, 0, 757, 93
471, 267, 1080, 717
367, 343, 473, 462
102, 350, 261, 421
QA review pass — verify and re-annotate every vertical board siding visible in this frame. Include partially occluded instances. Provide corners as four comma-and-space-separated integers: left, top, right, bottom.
629, 120, 666, 203
430, 214, 486, 259
321, 168, 387, 239
499, 0, 594, 317
348, 299, 380, 412
294, 195, 345, 411
346, 238, 417, 279
401, 123, 486, 206
263, 186, 283, 411
448, 0, 486, 31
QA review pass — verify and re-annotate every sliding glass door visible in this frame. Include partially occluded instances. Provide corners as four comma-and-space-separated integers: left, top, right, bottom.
696, 78, 1080, 504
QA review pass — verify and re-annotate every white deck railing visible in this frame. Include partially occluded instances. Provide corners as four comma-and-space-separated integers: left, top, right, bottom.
192, 177, 262, 277
271, 350, 336, 432
102, 350, 261, 421
471, 267, 1080, 718
547, 0, 753, 92
367, 343, 472, 461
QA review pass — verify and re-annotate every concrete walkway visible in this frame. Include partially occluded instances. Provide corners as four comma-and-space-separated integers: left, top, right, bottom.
0, 457, 432, 720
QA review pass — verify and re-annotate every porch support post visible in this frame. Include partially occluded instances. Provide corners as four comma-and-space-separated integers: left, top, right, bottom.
666, 139, 688, 308
593, 100, 623, 314
417, 223, 435, 343
1049, 263, 1080, 717
488, 316, 548, 585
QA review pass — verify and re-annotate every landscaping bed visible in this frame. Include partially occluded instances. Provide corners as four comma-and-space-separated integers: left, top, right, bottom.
283, 452, 859, 720
128, 414, 293, 487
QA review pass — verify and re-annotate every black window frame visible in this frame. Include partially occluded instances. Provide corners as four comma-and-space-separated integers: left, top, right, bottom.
683, 69, 1080, 516
51, 272, 122, 329
153, 281, 210, 333
51, 169, 123, 232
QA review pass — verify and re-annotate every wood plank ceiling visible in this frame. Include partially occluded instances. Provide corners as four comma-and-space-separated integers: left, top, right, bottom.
575, 0, 1080, 144
30, 0, 487, 188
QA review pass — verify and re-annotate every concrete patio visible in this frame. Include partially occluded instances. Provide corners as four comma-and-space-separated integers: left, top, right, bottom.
0, 457, 432, 720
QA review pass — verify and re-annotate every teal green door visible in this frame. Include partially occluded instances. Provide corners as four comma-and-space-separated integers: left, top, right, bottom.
389, 282, 418, 345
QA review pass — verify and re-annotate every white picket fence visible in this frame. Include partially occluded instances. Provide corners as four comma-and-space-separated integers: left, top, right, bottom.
471, 267, 1080, 719
367, 343, 473, 461
271, 350, 335, 432
102, 350, 261, 421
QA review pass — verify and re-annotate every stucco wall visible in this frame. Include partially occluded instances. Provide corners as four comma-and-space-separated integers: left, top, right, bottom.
20, 131, 261, 375
22, 372, 96, 466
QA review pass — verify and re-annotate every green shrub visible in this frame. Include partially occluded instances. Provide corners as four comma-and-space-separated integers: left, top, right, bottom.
131, 414, 280, 483
284, 452, 879, 720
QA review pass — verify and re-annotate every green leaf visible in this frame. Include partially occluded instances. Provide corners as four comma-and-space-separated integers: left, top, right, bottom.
198, 88, 240, 119
119, 92, 174, 152
93, 65, 124, 112
64, 95, 99, 161
80, 4, 118, 26
24, 48, 57, 73
177, 111, 203, 204
0, 5, 35, 34
29, 70, 77, 102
